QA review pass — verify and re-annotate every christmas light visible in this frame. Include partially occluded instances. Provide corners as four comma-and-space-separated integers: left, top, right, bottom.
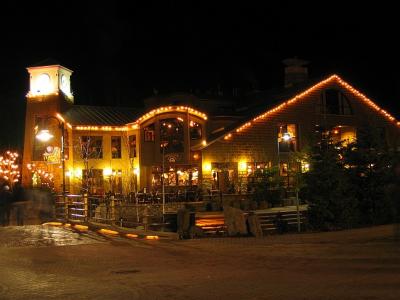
75, 126, 128, 131
132, 105, 207, 125
0, 150, 21, 189
219, 75, 400, 144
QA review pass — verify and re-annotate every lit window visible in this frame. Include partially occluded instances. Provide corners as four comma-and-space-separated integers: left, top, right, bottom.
278, 124, 298, 152
111, 136, 121, 159
189, 120, 202, 140
82, 169, 104, 194
160, 118, 184, 154
129, 135, 137, 158
330, 126, 357, 146
81, 136, 103, 159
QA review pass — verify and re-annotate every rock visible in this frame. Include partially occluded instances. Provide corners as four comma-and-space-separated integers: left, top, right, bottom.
223, 206, 248, 236
249, 200, 258, 210
258, 200, 268, 210
247, 213, 263, 237
177, 207, 191, 239
189, 226, 204, 238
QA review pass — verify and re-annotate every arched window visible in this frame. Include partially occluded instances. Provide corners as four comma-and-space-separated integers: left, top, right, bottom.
160, 118, 184, 154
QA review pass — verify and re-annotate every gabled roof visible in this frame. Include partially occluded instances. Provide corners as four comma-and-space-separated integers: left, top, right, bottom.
195, 74, 400, 150
62, 105, 141, 126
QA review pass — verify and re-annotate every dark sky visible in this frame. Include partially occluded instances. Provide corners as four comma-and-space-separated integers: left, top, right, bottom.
1, 2, 399, 149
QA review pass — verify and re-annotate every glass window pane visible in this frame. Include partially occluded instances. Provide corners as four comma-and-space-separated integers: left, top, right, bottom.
129, 135, 137, 158
81, 136, 103, 159
190, 120, 202, 140
144, 124, 155, 142
111, 136, 121, 159
160, 118, 184, 154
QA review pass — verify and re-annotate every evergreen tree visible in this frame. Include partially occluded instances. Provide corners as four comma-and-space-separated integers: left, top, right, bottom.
304, 137, 358, 230
304, 124, 399, 230
343, 125, 397, 225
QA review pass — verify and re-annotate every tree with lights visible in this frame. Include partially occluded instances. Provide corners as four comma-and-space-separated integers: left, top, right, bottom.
0, 151, 21, 190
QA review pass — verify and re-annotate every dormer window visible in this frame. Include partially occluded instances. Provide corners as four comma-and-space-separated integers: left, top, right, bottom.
319, 89, 353, 115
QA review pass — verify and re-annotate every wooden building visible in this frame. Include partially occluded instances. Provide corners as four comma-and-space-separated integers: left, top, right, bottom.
22, 60, 400, 196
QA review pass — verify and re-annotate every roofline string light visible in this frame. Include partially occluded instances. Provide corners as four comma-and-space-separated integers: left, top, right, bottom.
131, 106, 208, 125
75, 126, 128, 131
223, 75, 400, 141
71, 106, 207, 131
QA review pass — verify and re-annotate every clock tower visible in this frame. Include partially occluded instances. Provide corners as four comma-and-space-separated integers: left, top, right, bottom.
22, 59, 74, 190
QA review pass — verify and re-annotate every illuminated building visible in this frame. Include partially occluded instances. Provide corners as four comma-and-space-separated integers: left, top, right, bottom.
22, 59, 400, 195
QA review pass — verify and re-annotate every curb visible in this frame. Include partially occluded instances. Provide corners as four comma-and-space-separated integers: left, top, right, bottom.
41, 221, 179, 240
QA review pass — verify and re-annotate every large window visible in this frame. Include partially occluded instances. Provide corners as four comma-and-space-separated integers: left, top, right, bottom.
81, 136, 103, 159
83, 169, 104, 194
160, 118, 184, 154
329, 126, 357, 146
319, 89, 353, 115
151, 166, 199, 187
111, 136, 121, 159
211, 162, 237, 193
110, 169, 122, 194
129, 135, 137, 158
189, 120, 202, 140
278, 124, 298, 152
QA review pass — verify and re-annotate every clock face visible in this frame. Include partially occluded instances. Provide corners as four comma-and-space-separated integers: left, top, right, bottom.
37, 73, 51, 92
60, 74, 67, 90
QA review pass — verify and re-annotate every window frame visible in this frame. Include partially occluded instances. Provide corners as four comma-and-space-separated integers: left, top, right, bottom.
111, 136, 122, 159
319, 89, 353, 115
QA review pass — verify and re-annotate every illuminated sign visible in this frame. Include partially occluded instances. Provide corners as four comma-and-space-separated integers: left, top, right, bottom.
43, 146, 61, 163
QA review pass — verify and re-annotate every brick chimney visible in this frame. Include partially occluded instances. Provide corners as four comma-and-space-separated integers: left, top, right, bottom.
283, 57, 308, 88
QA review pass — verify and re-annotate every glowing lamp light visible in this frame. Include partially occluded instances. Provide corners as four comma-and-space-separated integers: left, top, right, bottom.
133, 167, 139, 175
36, 129, 54, 142
203, 162, 212, 172
74, 225, 88, 231
282, 132, 292, 142
103, 168, 112, 176
74, 168, 82, 178
98, 229, 119, 235
42, 222, 63, 226
126, 233, 138, 239
238, 161, 247, 172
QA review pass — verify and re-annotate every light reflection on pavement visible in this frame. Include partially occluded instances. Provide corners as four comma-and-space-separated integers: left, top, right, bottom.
0, 225, 105, 248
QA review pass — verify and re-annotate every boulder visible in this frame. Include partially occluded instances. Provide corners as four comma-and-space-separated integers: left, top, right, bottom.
223, 205, 248, 236
247, 213, 263, 237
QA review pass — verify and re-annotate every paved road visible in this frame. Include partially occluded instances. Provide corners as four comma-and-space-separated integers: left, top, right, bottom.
1, 225, 400, 299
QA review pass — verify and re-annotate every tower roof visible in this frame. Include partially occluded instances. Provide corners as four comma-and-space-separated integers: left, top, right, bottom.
27, 58, 73, 72
29, 58, 63, 67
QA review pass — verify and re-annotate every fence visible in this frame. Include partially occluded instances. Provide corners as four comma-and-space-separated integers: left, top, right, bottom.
54, 191, 300, 232
54, 193, 192, 230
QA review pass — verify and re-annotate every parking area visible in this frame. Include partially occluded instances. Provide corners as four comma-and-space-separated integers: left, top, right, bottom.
0, 225, 400, 299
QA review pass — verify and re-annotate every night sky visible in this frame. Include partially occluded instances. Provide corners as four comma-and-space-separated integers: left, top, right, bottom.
1, 2, 399, 150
